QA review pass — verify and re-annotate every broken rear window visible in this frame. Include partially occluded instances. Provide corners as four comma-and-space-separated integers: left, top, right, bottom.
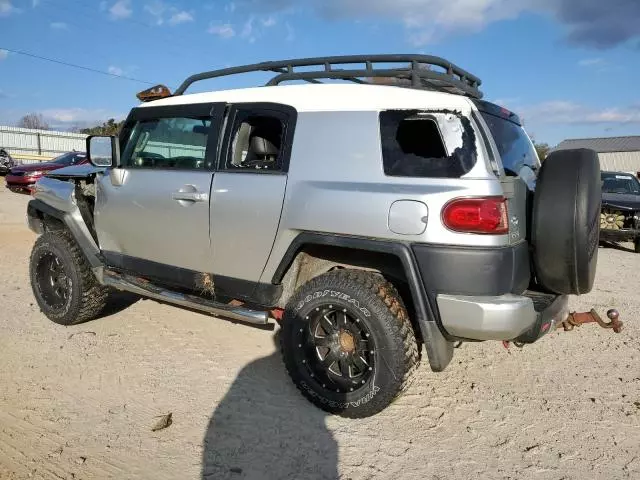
379, 110, 477, 178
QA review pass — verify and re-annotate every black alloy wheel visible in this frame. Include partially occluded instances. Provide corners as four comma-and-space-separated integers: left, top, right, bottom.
298, 305, 375, 394
35, 252, 72, 310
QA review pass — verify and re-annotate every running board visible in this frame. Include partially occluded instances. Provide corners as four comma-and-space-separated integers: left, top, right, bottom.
101, 269, 269, 325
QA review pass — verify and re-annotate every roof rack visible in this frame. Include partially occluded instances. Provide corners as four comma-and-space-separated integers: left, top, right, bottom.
173, 54, 483, 99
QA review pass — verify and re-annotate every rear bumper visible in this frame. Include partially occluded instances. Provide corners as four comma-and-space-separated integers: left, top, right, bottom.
437, 292, 569, 341
600, 228, 640, 241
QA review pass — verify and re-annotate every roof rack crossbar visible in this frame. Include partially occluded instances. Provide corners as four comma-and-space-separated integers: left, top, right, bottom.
266, 68, 481, 97
173, 54, 483, 99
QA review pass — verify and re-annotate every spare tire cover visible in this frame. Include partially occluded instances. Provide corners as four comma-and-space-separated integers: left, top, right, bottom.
532, 148, 601, 295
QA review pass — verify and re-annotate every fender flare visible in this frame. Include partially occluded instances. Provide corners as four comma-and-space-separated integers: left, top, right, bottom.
27, 198, 103, 269
272, 232, 453, 372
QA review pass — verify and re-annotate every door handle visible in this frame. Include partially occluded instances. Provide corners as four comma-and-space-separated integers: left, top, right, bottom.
172, 191, 208, 202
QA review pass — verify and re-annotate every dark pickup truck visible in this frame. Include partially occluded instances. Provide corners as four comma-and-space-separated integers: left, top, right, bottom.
600, 171, 640, 253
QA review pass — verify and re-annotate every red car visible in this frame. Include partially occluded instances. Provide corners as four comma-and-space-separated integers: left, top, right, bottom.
5, 151, 88, 194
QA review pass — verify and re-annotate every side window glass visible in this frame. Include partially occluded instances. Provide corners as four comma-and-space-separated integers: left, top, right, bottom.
380, 110, 475, 178
121, 116, 212, 170
226, 112, 284, 171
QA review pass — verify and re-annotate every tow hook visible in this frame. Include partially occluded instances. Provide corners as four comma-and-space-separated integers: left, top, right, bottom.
502, 308, 622, 351
557, 309, 623, 333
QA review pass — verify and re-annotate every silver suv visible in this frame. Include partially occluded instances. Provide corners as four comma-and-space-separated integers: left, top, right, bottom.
25, 55, 602, 418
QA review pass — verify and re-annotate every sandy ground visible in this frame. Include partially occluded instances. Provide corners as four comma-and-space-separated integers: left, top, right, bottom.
0, 186, 638, 480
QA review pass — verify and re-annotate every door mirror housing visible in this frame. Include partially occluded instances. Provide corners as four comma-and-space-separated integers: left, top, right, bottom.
86, 135, 120, 167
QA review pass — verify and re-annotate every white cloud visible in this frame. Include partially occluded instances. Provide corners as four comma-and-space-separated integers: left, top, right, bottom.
241, 16, 255, 40
519, 101, 640, 125
0, 0, 18, 16
250, 0, 640, 48
261, 16, 276, 27
144, 0, 165, 24
0, 49, 8, 60
169, 10, 193, 25
50, 22, 68, 29
109, 0, 132, 20
144, 2, 194, 26
285, 21, 294, 41
40, 108, 124, 129
208, 23, 236, 38
108, 65, 124, 76
578, 58, 605, 67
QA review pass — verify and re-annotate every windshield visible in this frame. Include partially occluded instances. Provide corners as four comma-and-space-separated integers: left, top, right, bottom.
51, 152, 85, 166
601, 172, 640, 195
479, 112, 539, 177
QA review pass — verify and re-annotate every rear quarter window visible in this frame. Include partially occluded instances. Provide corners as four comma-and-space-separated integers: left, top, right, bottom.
379, 110, 477, 178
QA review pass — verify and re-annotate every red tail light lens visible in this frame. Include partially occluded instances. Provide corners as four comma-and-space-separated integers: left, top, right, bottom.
442, 197, 508, 234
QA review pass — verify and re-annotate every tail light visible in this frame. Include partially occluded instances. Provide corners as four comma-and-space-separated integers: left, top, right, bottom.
442, 197, 508, 234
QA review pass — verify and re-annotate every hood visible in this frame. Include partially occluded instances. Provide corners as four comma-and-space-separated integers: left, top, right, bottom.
11, 162, 64, 173
602, 192, 640, 211
45, 164, 106, 179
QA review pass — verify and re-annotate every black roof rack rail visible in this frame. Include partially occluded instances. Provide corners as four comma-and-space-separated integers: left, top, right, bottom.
173, 54, 483, 99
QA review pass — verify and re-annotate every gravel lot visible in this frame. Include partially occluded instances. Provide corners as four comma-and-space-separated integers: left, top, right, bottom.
0, 186, 638, 480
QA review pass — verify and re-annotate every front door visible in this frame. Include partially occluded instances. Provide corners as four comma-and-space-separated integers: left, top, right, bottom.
94, 103, 224, 275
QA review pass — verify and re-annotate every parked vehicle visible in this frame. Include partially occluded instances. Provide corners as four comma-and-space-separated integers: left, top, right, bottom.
600, 171, 640, 253
0, 148, 17, 176
24, 54, 606, 418
5, 151, 87, 194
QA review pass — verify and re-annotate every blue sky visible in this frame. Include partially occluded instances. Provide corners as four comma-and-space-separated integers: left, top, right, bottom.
1, 0, 639, 146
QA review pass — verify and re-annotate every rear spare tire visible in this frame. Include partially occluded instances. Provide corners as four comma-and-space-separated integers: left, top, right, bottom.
532, 148, 601, 295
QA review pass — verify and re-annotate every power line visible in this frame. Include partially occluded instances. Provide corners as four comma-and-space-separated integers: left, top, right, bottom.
0, 47, 157, 85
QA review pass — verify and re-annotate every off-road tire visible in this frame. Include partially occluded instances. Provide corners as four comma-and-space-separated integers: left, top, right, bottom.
280, 269, 419, 418
635, 238, 640, 254
29, 231, 108, 326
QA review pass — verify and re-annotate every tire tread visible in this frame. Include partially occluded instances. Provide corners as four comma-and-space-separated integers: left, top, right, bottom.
30, 231, 108, 325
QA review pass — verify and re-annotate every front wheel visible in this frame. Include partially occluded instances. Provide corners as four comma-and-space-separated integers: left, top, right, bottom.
29, 231, 109, 326
280, 270, 419, 418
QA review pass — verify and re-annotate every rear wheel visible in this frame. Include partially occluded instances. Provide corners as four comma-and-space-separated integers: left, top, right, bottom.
30, 231, 108, 326
280, 270, 419, 418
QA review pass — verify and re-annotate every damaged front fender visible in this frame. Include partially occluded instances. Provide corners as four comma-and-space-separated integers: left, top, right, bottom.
28, 175, 104, 270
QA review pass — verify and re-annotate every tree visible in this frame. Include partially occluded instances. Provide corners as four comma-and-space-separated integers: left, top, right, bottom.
79, 118, 124, 136
533, 142, 550, 161
18, 113, 49, 130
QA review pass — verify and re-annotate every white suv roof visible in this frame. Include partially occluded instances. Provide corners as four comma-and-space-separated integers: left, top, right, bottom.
140, 83, 474, 114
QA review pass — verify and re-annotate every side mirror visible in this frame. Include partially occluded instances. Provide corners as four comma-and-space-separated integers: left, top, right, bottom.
86, 135, 120, 167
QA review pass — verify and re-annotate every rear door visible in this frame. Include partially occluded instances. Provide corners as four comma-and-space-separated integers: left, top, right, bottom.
95, 103, 224, 274
209, 103, 296, 286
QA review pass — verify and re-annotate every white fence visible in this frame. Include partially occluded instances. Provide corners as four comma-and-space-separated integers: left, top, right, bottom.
0, 125, 87, 163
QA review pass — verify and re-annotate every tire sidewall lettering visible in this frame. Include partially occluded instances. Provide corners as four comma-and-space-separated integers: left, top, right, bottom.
295, 288, 371, 318
300, 380, 380, 410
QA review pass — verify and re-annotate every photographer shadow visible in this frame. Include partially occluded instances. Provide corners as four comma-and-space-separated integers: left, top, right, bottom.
201, 331, 339, 480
